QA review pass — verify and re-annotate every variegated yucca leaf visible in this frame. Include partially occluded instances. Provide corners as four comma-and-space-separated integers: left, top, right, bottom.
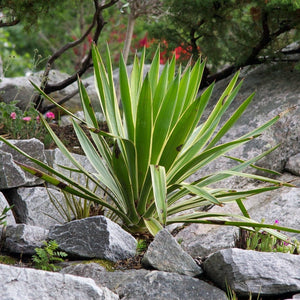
1, 44, 299, 242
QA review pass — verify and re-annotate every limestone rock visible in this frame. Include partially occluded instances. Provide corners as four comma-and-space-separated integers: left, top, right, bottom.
286, 153, 300, 176
48, 216, 137, 261
0, 264, 118, 300
4, 224, 48, 255
142, 229, 202, 276
61, 263, 227, 300
175, 174, 300, 257
189, 62, 300, 188
203, 248, 300, 296
4, 187, 67, 229
45, 148, 106, 198
0, 192, 15, 225
0, 138, 46, 188
0, 70, 77, 111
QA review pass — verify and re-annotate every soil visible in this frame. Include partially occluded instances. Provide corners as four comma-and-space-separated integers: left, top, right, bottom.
47, 122, 109, 155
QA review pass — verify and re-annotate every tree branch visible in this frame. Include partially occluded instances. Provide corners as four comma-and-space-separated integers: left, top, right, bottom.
35, 0, 118, 112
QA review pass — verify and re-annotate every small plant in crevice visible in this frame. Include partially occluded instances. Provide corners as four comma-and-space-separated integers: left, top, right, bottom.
235, 220, 300, 254
32, 240, 67, 272
136, 239, 148, 254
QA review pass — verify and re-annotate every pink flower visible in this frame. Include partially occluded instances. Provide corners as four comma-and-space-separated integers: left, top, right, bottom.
22, 117, 31, 122
274, 220, 279, 224
45, 112, 55, 120
10, 112, 16, 120
36, 116, 40, 122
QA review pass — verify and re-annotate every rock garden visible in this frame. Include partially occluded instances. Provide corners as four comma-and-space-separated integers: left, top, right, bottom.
0, 49, 300, 300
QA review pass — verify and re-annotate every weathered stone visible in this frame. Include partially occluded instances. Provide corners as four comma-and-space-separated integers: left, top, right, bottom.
176, 224, 238, 258
48, 216, 137, 261
45, 148, 106, 197
4, 187, 67, 229
203, 248, 300, 296
189, 62, 300, 188
0, 192, 15, 225
61, 263, 227, 300
175, 174, 300, 257
0, 138, 46, 188
142, 229, 202, 277
286, 153, 300, 176
0, 264, 118, 300
0, 70, 77, 111
4, 224, 48, 255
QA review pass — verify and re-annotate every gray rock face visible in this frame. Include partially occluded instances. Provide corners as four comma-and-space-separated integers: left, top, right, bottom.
48, 216, 137, 261
286, 153, 300, 176
0, 192, 15, 225
4, 187, 66, 229
61, 263, 227, 300
203, 248, 300, 296
176, 224, 238, 258
0, 263, 118, 300
0, 70, 78, 111
142, 229, 202, 277
189, 62, 300, 188
176, 174, 300, 258
3, 224, 48, 255
45, 148, 106, 198
0, 138, 46, 188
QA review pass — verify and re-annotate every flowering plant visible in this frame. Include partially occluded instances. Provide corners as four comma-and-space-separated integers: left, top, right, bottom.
0, 101, 53, 145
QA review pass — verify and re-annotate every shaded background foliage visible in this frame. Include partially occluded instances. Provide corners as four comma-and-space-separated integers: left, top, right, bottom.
1, 0, 300, 89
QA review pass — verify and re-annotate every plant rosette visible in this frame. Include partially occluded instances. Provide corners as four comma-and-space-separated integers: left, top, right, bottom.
1, 45, 299, 244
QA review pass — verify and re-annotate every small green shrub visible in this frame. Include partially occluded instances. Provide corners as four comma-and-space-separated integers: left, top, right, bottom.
245, 220, 300, 254
0, 255, 18, 265
136, 239, 148, 254
32, 240, 67, 272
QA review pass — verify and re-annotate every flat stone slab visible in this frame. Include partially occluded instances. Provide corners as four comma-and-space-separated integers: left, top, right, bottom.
48, 216, 137, 261
203, 248, 300, 296
0, 263, 118, 300
61, 263, 227, 300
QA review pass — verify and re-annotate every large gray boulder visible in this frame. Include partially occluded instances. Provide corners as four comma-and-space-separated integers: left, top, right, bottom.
3, 224, 48, 255
4, 187, 67, 229
45, 148, 106, 198
203, 248, 300, 297
48, 216, 137, 261
0, 138, 46, 189
189, 62, 300, 187
61, 263, 227, 300
0, 70, 78, 111
0, 139, 47, 188
142, 229, 202, 277
176, 173, 300, 258
0, 264, 118, 300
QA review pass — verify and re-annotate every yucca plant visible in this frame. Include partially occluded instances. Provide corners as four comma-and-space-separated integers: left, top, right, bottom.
1, 44, 299, 241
